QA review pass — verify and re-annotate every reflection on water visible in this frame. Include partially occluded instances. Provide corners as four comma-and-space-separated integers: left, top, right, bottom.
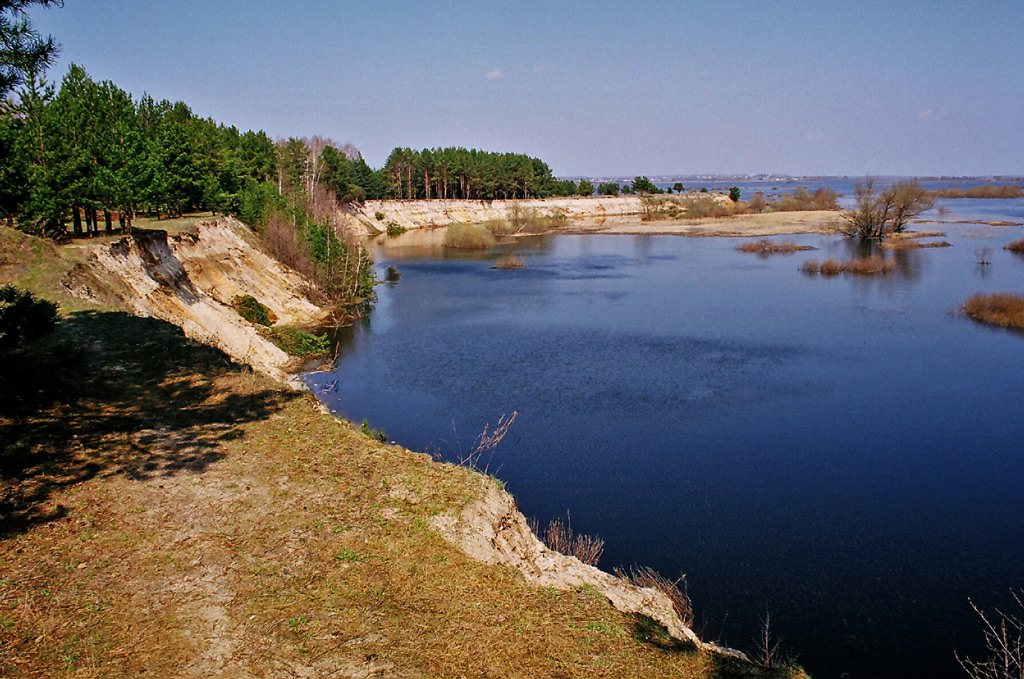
309, 203, 1024, 679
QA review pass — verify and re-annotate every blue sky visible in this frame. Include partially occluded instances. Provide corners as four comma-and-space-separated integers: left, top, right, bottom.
27, 0, 1024, 177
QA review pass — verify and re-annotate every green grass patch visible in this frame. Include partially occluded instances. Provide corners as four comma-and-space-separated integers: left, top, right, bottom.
230, 295, 277, 326
258, 325, 329, 357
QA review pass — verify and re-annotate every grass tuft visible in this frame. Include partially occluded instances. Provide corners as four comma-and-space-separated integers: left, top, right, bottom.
528, 516, 605, 566
614, 566, 693, 627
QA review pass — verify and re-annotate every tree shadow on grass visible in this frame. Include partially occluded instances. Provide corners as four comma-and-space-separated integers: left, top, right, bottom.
0, 310, 300, 537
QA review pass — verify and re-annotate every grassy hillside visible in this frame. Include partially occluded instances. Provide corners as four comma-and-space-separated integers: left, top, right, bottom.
0, 226, 807, 678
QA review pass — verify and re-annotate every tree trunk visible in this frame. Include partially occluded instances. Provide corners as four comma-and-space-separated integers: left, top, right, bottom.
72, 207, 82, 236
104, 210, 112, 233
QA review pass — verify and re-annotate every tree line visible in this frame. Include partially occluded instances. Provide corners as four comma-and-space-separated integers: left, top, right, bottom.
381, 147, 591, 200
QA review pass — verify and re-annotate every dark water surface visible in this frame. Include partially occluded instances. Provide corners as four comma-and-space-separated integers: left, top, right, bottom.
306, 204, 1024, 679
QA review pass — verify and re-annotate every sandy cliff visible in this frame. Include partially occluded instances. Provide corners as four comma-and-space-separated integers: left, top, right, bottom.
63, 217, 326, 383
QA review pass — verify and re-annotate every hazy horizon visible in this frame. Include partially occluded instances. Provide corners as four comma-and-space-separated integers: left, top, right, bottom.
28, 1, 1024, 178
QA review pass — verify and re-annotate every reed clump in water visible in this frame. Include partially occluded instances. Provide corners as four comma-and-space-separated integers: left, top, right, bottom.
1004, 237, 1024, 253
736, 239, 817, 255
800, 256, 895, 277
963, 293, 1024, 330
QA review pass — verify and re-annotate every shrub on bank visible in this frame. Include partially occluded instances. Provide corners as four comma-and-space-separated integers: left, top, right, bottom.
259, 325, 329, 357
445, 223, 496, 249
231, 294, 278, 327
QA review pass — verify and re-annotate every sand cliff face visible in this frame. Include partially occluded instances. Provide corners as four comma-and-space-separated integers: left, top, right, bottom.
348, 195, 729, 234
63, 217, 325, 383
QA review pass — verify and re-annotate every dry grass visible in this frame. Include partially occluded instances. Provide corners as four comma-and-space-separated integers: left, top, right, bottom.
444, 223, 496, 249
528, 516, 605, 566
963, 293, 1024, 330
493, 254, 525, 269
614, 566, 693, 628
801, 256, 895, 277
736, 239, 817, 255
1005, 237, 1024, 253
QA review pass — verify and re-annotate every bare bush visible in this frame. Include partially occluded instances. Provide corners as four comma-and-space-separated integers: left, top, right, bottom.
458, 411, 517, 471
613, 565, 692, 626
1005, 238, 1024, 254
528, 515, 605, 566
957, 591, 1024, 679
840, 179, 934, 240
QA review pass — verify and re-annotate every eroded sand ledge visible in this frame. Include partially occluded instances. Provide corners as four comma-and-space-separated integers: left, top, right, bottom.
348, 196, 844, 238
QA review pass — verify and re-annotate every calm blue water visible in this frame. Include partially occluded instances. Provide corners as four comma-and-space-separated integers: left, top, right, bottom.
306, 196, 1024, 679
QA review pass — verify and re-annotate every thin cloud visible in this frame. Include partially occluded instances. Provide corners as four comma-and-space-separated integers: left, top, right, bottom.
485, 69, 505, 80
917, 107, 948, 121
532, 65, 549, 73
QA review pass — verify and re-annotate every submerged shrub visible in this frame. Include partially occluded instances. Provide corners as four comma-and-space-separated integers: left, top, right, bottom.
445, 223, 496, 249
231, 294, 277, 327
963, 293, 1024, 330
494, 254, 525, 269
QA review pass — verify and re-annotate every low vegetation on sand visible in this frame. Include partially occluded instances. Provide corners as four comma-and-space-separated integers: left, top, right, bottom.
641, 195, 741, 221
444, 222, 497, 249
801, 256, 896, 277
963, 293, 1024, 330
258, 324, 330, 357
736, 239, 817, 255
1004, 237, 1024, 253
932, 184, 1024, 199
230, 294, 278, 326
747, 187, 840, 213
